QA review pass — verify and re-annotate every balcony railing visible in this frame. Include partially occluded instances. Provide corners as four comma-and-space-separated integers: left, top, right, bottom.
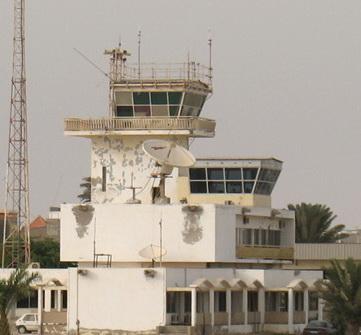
296, 243, 361, 260
64, 117, 215, 136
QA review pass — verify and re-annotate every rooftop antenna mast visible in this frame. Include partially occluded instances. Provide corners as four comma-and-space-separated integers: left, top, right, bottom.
2, 0, 31, 268
208, 29, 213, 87
104, 45, 131, 117
137, 29, 141, 79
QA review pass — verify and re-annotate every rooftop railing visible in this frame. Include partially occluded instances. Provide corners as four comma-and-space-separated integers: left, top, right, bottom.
114, 62, 212, 85
64, 117, 216, 135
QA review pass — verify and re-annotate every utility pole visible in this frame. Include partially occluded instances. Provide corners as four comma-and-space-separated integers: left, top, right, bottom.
2, 0, 31, 268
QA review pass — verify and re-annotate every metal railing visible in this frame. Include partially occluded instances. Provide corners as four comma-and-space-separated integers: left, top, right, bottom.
117, 62, 212, 84
64, 117, 216, 134
295, 243, 361, 260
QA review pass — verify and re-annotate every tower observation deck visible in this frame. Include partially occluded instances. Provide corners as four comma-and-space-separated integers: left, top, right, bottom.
65, 47, 215, 138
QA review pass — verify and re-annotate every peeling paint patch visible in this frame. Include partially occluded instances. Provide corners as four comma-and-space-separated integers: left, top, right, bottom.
72, 204, 95, 238
181, 205, 203, 244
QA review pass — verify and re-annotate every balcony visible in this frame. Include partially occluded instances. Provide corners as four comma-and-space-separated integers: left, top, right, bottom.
64, 117, 215, 138
236, 246, 294, 260
295, 243, 361, 260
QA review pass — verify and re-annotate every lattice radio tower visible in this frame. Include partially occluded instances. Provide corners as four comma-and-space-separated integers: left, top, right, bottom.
1, 0, 31, 268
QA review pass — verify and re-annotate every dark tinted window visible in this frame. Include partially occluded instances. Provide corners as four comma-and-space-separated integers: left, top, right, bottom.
168, 92, 183, 104
133, 92, 150, 104
226, 182, 242, 193
243, 168, 258, 180
207, 168, 224, 180
225, 168, 242, 180
151, 92, 167, 104
116, 106, 133, 117
208, 182, 224, 193
244, 182, 254, 193
169, 106, 180, 116
258, 169, 280, 182
189, 168, 206, 180
190, 181, 207, 193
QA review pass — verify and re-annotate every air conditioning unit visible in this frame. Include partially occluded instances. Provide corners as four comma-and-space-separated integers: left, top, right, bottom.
28, 262, 40, 269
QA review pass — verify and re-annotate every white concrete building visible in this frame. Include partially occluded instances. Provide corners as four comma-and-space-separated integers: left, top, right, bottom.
2, 45, 326, 335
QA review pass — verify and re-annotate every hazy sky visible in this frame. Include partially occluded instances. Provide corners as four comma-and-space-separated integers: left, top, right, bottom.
0, 1, 360, 227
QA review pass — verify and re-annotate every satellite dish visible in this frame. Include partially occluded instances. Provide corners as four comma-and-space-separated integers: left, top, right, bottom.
143, 140, 195, 168
139, 244, 167, 264
143, 140, 196, 204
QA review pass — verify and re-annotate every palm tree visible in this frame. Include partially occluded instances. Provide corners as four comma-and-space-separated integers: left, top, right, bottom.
0, 268, 40, 335
318, 258, 361, 335
288, 203, 347, 243
78, 176, 91, 203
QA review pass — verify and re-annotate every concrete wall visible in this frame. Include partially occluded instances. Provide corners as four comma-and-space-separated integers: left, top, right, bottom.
61, 204, 218, 263
91, 136, 187, 205
67, 268, 165, 332
264, 269, 322, 288
166, 268, 266, 287
61, 203, 295, 264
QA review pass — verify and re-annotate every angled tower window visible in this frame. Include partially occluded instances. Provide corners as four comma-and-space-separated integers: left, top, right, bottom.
151, 92, 167, 105
243, 168, 258, 180
254, 182, 273, 195
116, 106, 134, 117
134, 105, 151, 117
169, 106, 180, 116
258, 169, 280, 183
168, 92, 183, 104
133, 92, 150, 105
115, 91, 132, 105
243, 181, 254, 194
152, 105, 168, 116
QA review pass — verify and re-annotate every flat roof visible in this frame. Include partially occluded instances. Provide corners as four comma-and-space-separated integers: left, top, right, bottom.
195, 157, 283, 163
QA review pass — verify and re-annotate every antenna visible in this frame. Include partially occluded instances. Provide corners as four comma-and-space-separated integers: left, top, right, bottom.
137, 28, 142, 79
143, 139, 195, 204
73, 48, 109, 79
208, 29, 213, 85
2, 0, 31, 268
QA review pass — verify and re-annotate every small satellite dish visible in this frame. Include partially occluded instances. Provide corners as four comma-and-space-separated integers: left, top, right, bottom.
143, 140, 195, 168
139, 244, 167, 265
143, 140, 196, 204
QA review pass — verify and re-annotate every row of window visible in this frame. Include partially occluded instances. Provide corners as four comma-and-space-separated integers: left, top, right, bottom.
114, 91, 206, 118
265, 291, 318, 312
166, 291, 258, 314
166, 291, 318, 315
236, 228, 281, 247
189, 168, 279, 195
17, 290, 67, 309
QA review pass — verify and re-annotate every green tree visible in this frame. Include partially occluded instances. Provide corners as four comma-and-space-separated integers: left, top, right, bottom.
288, 203, 347, 243
31, 238, 76, 268
0, 268, 40, 335
78, 176, 91, 203
318, 258, 361, 335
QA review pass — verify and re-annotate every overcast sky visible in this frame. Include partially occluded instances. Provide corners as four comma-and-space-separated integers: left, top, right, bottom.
0, 1, 360, 227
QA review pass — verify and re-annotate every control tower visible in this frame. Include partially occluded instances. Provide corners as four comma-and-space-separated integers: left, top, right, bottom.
65, 46, 215, 205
